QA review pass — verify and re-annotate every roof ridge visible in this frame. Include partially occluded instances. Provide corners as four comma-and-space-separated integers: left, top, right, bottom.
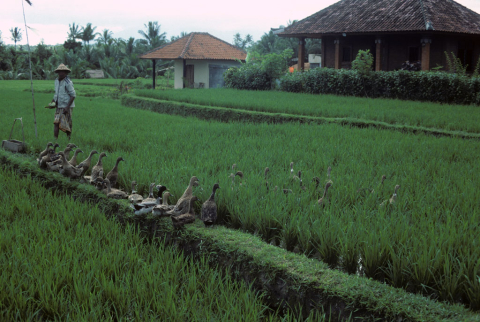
201, 32, 247, 54
179, 33, 196, 59
419, 0, 434, 30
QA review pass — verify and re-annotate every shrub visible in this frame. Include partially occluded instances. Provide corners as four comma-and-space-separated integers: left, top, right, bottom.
351, 49, 373, 75
280, 68, 480, 105
224, 49, 293, 90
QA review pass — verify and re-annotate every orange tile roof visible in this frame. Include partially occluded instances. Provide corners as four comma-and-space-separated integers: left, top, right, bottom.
140, 32, 247, 61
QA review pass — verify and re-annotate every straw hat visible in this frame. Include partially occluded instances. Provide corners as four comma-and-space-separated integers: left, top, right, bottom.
54, 63, 71, 73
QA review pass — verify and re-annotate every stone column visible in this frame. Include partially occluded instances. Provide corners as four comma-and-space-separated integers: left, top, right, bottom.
421, 38, 432, 71
334, 39, 340, 69
298, 38, 305, 71
375, 39, 382, 71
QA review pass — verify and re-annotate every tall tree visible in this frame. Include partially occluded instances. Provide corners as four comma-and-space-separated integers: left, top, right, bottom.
138, 21, 167, 49
233, 33, 253, 50
10, 27, 23, 50
97, 29, 113, 46
79, 23, 99, 45
67, 23, 82, 40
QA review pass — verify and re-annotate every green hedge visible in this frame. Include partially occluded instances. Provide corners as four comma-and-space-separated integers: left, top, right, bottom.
223, 64, 271, 91
279, 68, 480, 105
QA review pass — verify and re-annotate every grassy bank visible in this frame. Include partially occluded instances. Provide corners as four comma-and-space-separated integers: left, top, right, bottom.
135, 88, 480, 133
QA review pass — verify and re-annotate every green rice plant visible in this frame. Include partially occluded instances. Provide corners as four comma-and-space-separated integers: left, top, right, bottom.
135, 87, 480, 133
0, 168, 285, 320
1, 80, 480, 309
337, 221, 360, 275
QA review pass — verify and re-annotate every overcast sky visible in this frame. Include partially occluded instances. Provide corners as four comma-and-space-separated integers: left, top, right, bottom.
2, 0, 480, 47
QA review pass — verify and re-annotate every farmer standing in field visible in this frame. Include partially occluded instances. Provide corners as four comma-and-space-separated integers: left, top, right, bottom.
51, 63, 76, 140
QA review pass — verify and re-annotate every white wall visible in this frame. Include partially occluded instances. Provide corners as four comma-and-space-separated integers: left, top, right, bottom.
173, 59, 242, 89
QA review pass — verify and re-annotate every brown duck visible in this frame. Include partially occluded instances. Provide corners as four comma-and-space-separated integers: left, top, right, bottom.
58, 152, 83, 179
128, 181, 144, 204
380, 185, 400, 207
171, 196, 198, 228
152, 191, 175, 217
201, 183, 220, 227
142, 183, 158, 203
318, 182, 332, 207
39, 148, 55, 169
103, 178, 127, 199
105, 157, 125, 188
38, 142, 53, 161
76, 150, 99, 177
90, 152, 107, 184
167, 176, 200, 216
68, 149, 83, 167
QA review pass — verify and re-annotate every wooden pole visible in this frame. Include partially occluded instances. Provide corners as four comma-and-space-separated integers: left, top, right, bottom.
321, 38, 325, 68
298, 38, 305, 71
152, 60, 156, 89
421, 38, 431, 71
22, 0, 37, 137
334, 39, 340, 69
375, 39, 382, 71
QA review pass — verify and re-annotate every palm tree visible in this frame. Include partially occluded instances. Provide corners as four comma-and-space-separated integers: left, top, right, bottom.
10, 27, 23, 50
138, 21, 167, 49
170, 31, 188, 42
79, 23, 99, 45
97, 29, 113, 46
67, 23, 82, 40
233, 33, 253, 50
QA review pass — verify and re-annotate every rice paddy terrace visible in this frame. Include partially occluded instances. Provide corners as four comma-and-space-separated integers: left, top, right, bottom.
1, 79, 479, 321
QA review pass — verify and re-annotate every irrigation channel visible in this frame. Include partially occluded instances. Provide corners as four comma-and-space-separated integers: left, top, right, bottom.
1, 149, 478, 321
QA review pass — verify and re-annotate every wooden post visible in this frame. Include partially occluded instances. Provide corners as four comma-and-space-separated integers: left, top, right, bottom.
421, 38, 431, 71
321, 38, 325, 68
334, 40, 341, 69
152, 60, 156, 89
298, 38, 305, 71
375, 39, 382, 71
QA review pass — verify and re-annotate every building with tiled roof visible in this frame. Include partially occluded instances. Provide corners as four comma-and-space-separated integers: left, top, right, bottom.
140, 32, 246, 89
278, 0, 480, 72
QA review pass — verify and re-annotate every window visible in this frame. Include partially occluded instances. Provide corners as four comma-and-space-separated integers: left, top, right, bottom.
342, 47, 351, 62
409, 47, 419, 62
458, 48, 473, 72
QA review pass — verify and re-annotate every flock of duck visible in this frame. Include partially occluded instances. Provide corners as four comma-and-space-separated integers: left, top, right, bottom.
37, 142, 401, 228
37, 142, 220, 228
265, 162, 400, 208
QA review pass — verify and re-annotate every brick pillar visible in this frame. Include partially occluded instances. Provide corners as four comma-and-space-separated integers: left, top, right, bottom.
334, 39, 340, 69
375, 39, 382, 71
421, 38, 432, 71
298, 38, 305, 71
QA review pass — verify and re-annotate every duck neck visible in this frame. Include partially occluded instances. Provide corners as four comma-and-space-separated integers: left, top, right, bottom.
162, 195, 169, 206
96, 155, 105, 166
113, 158, 122, 170
322, 186, 330, 198
209, 188, 217, 201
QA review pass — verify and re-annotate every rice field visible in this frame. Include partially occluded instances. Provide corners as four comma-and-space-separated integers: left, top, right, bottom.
136, 88, 480, 133
1, 167, 316, 320
1, 80, 480, 311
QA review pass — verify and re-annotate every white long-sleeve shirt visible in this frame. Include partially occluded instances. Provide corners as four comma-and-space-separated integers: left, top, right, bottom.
53, 76, 76, 108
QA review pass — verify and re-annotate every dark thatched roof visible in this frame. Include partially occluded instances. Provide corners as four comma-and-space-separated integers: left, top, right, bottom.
279, 0, 480, 37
